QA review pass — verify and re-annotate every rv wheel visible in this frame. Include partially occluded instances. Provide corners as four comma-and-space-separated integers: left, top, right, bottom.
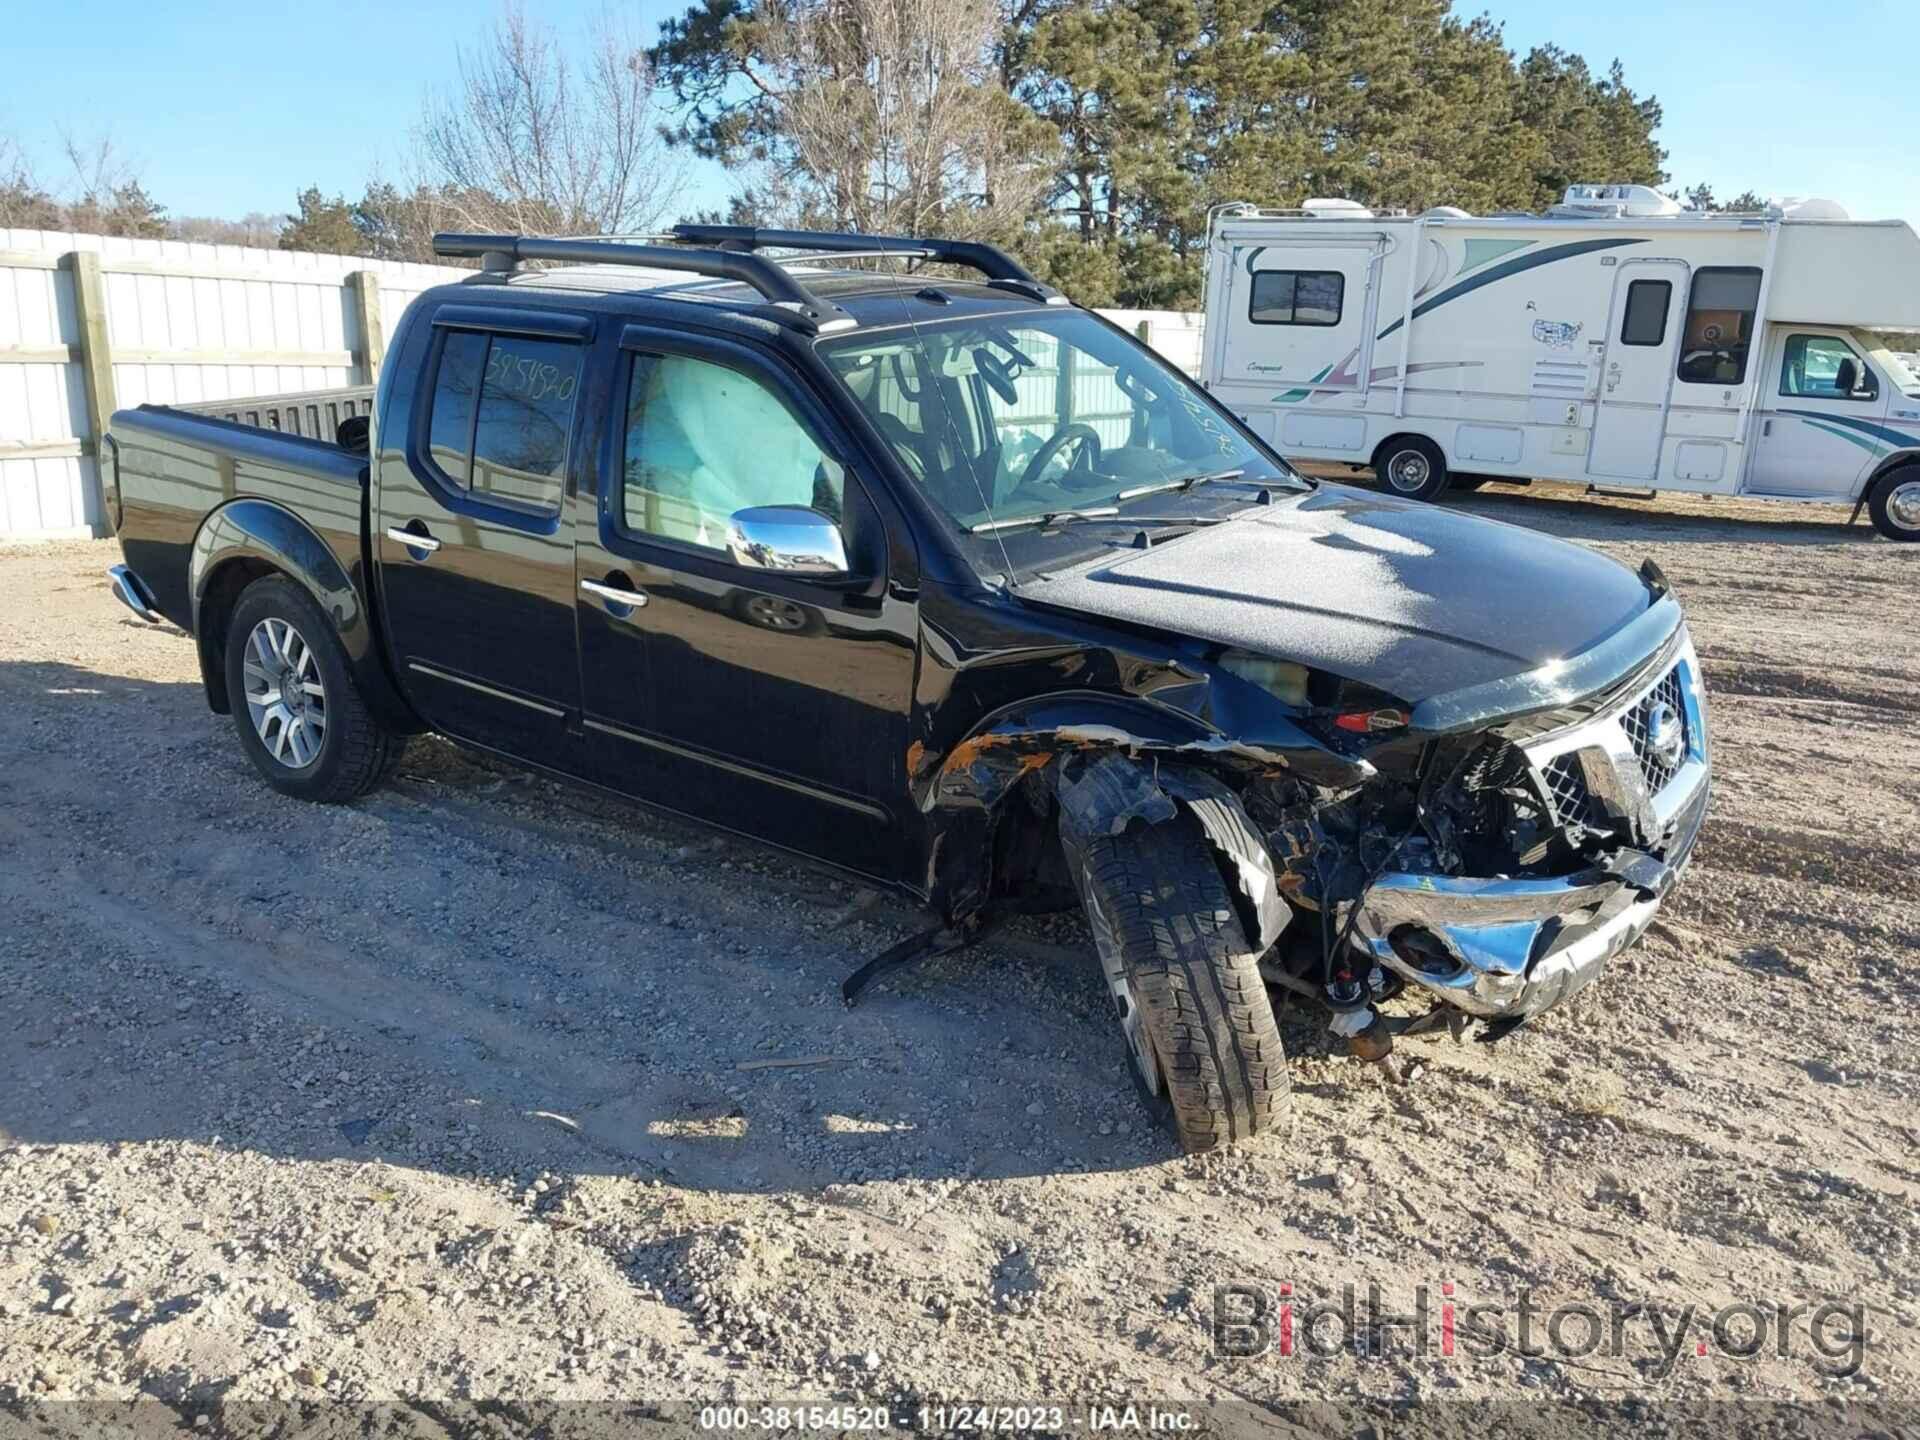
1868, 466, 1920, 542
1375, 436, 1449, 501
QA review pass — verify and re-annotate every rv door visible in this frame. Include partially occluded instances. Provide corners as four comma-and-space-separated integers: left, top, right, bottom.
1588, 259, 1688, 481
1217, 243, 1378, 408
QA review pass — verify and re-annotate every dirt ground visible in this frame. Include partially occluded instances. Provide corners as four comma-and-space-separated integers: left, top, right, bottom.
2, 480, 1917, 1434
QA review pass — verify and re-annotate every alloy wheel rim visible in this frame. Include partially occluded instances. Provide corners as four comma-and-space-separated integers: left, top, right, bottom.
1888, 480, 1920, 532
1388, 451, 1431, 492
242, 617, 327, 769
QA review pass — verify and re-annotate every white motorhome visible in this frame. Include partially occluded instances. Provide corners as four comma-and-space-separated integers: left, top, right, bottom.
1199, 185, 1920, 540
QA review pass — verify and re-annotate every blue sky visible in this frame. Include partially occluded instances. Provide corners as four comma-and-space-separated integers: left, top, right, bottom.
4, 0, 1915, 229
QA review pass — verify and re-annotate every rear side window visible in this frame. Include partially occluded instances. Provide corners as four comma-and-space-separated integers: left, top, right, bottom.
1676, 267, 1762, 384
1620, 279, 1672, 346
425, 330, 582, 512
1249, 270, 1344, 326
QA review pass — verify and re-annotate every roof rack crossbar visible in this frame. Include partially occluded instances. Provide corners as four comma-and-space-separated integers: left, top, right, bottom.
669, 224, 1058, 299
431, 232, 855, 332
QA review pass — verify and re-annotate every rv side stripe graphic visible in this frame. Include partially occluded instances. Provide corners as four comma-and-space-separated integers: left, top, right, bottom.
1779, 409, 1920, 451
1376, 237, 1646, 342
1799, 418, 1889, 457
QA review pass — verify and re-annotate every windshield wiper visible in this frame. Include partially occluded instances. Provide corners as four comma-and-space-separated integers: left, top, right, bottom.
1114, 466, 1312, 502
967, 507, 1233, 536
968, 507, 1118, 534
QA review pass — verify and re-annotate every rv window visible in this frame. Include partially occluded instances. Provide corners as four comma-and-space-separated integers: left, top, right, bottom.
1779, 334, 1879, 402
1620, 280, 1672, 347
1249, 270, 1344, 327
1676, 267, 1762, 384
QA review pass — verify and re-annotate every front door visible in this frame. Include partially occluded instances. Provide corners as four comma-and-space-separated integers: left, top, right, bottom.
574, 329, 916, 882
1588, 259, 1688, 481
375, 303, 593, 756
1746, 331, 1889, 497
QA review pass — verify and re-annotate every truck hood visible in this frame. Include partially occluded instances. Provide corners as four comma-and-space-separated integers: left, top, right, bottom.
1012, 483, 1655, 706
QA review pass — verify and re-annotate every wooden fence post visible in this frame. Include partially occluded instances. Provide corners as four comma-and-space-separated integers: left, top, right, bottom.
349, 271, 385, 385
63, 250, 117, 538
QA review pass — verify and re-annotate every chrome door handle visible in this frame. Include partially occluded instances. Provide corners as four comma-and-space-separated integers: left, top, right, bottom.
580, 578, 648, 608
386, 527, 441, 553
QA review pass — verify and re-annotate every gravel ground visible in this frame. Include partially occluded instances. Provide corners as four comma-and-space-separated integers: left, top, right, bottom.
2, 481, 1917, 1432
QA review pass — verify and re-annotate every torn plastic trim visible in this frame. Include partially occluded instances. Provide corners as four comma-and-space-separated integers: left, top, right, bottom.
1054, 751, 1290, 952
922, 695, 1375, 816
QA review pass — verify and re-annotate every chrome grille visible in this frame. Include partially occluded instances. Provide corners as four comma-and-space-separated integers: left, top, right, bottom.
1621, 666, 1689, 793
1540, 754, 1598, 828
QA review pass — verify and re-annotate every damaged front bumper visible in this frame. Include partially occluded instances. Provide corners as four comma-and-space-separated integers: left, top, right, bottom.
1347, 642, 1711, 1020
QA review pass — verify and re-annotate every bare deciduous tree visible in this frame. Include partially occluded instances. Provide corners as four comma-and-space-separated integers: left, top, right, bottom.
686, 0, 1055, 240
412, 5, 687, 237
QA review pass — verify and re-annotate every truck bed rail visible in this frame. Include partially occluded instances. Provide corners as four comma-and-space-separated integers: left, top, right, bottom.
177, 385, 375, 444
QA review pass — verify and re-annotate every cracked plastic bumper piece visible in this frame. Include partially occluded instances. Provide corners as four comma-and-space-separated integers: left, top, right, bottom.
1349, 774, 1709, 1019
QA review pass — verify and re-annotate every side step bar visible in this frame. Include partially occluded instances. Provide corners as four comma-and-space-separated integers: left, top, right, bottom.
108, 564, 163, 623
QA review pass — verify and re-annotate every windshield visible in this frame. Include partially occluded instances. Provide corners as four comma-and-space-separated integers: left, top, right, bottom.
1862, 332, 1920, 397
820, 307, 1301, 569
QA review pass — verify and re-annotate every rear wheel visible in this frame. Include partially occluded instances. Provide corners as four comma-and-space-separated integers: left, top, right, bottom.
225, 576, 397, 803
1868, 466, 1920, 542
1071, 814, 1289, 1153
1375, 435, 1449, 501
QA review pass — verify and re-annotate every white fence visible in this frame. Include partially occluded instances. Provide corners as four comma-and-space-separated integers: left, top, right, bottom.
0, 227, 1205, 541
0, 230, 463, 540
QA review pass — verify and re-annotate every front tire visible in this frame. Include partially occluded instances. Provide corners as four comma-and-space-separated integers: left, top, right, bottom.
1072, 814, 1289, 1153
1375, 435, 1449, 501
1868, 466, 1920, 542
225, 576, 397, 803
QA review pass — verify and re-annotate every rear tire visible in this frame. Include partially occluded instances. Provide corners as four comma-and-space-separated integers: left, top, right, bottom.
1868, 466, 1920, 542
1374, 435, 1449, 501
1072, 814, 1289, 1153
224, 576, 397, 803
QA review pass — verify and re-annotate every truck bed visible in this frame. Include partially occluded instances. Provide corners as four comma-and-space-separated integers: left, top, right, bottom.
107, 401, 369, 632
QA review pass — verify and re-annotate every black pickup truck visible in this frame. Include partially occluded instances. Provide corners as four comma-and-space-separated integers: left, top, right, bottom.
103, 225, 1710, 1152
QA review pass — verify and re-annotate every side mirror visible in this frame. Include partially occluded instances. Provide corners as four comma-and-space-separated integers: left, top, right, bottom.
336, 415, 371, 455
725, 505, 850, 576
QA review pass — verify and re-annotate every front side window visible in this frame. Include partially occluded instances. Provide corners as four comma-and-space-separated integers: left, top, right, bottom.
1249, 270, 1344, 326
821, 308, 1295, 548
1780, 334, 1878, 401
1620, 279, 1672, 346
425, 329, 581, 512
1676, 267, 1761, 384
620, 353, 843, 551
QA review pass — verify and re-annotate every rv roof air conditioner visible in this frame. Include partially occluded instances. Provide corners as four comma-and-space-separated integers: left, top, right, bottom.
1549, 184, 1684, 220
1301, 198, 1374, 218
1768, 196, 1850, 220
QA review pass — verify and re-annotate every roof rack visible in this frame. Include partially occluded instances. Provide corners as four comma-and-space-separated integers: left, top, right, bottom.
431, 232, 858, 334
669, 224, 1064, 303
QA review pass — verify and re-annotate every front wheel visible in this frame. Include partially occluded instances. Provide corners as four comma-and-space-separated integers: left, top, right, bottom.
1375, 435, 1449, 501
225, 576, 398, 802
1868, 466, 1920, 542
1070, 813, 1289, 1153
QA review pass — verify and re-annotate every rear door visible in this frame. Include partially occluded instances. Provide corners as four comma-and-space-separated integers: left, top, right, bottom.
375, 303, 592, 756
572, 324, 916, 882
1588, 259, 1688, 481
1746, 330, 1889, 497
